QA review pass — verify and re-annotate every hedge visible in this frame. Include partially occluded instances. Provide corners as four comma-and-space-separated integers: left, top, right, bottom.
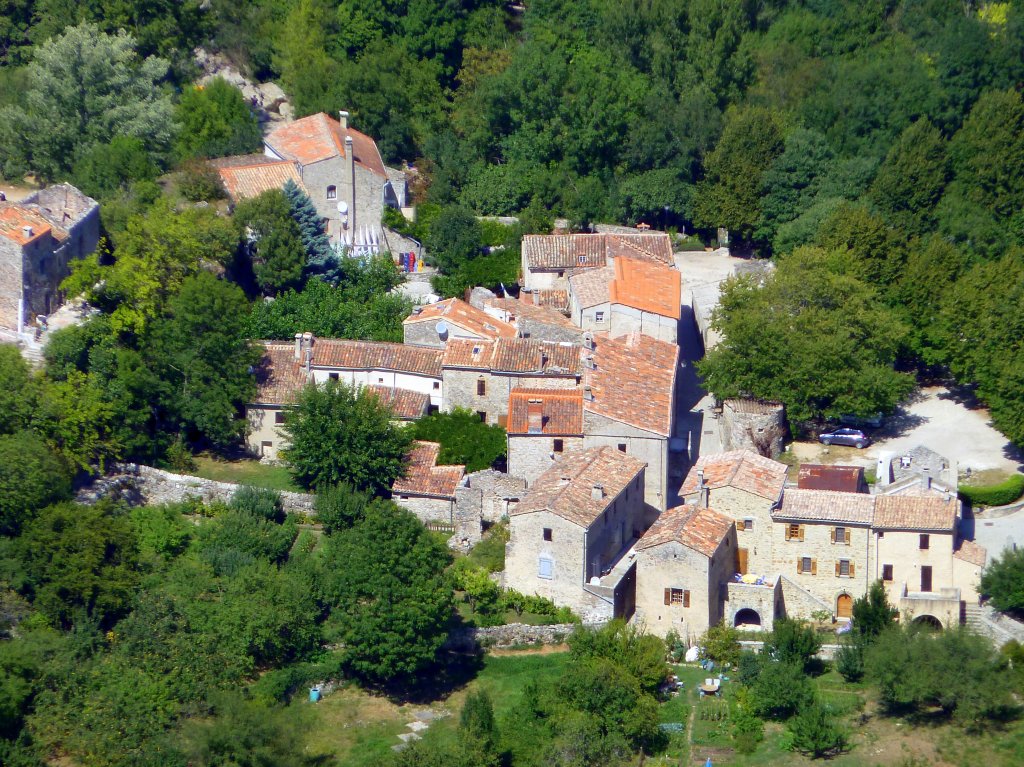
958, 474, 1024, 507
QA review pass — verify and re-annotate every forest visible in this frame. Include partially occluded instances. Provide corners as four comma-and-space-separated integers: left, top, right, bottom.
1, 1, 1024, 765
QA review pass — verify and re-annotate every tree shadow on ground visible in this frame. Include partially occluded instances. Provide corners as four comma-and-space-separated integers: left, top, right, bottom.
869, 406, 928, 441
377, 648, 486, 706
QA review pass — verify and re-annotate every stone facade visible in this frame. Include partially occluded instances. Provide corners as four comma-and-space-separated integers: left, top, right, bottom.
608, 304, 678, 344
246, 404, 287, 460
583, 412, 669, 511
393, 494, 456, 525
720, 399, 787, 459
508, 435, 585, 486
457, 469, 527, 523
876, 528, 957, 607
442, 367, 578, 426
681, 485, 778, 575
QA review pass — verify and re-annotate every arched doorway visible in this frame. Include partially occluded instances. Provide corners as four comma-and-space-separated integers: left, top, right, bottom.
913, 614, 942, 631
734, 608, 761, 628
836, 594, 853, 619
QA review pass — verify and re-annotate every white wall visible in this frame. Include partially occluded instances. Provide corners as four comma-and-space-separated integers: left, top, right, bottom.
310, 367, 442, 407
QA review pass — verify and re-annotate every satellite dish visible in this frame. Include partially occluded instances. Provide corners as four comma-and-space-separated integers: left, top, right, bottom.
337, 201, 348, 214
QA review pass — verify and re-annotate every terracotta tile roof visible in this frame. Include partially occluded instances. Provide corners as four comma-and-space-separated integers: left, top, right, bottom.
872, 494, 958, 531
311, 338, 443, 377
252, 343, 310, 405
507, 388, 584, 435
441, 338, 497, 369
608, 257, 681, 319
217, 161, 306, 201
365, 385, 429, 419
774, 489, 875, 525
954, 539, 987, 567
681, 450, 788, 501
569, 265, 613, 309
485, 297, 577, 330
0, 204, 58, 245
522, 233, 674, 270
511, 446, 646, 527
264, 113, 387, 176
392, 441, 465, 500
583, 333, 677, 436
521, 289, 569, 313
797, 465, 866, 493
636, 504, 734, 557
491, 339, 582, 375
404, 298, 516, 341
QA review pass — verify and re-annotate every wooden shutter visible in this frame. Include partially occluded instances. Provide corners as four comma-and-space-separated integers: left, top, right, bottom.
737, 519, 745, 531
684, 590, 690, 608
830, 528, 836, 543
845, 529, 851, 545
849, 562, 855, 577
785, 525, 791, 541
664, 588, 671, 606
811, 559, 817, 575
835, 561, 840, 576
799, 526, 805, 542
797, 558, 803, 574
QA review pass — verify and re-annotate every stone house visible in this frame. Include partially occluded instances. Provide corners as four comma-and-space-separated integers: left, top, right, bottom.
583, 332, 678, 510
568, 266, 614, 333
506, 388, 585, 484
679, 450, 789, 575
484, 296, 583, 344
441, 338, 582, 426
0, 184, 99, 330
392, 441, 465, 526
505, 446, 649, 621
521, 232, 675, 291
403, 297, 516, 349
633, 504, 737, 640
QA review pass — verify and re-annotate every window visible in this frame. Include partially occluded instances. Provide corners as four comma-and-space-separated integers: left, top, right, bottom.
260, 440, 272, 455
557, 271, 565, 278
595, 311, 605, 322
798, 557, 816, 575
833, 526, 850, 545
543, 528, 552, 542
329, 372, 339, 381
326, 185, 337, 200
743, 519, 754, 532
553, 439, 564, 453
836, 559, 853, 577
617, 443, 627, 453
882, 564, 893, 581
538, 557, 553, 579
786, 524, 805, 541
378, 377, 384, 383
433, 381, 440, 390
274, 411, 286, 425
477, 379, 487, 396
477, 411, 487, 422
664, 588, 690, 607
919, 534, 930, 550
578, 254, 588, 264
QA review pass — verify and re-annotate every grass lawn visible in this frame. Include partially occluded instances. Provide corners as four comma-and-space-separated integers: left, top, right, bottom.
191, 454, 301, 493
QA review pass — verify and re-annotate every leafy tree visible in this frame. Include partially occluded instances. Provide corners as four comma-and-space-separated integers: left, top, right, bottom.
699, 620, 740, 667
411, 409, 506, 472
284, 380, 414, 494
129, 505, 192, 562
980, 547, 1024, 615
787, 701, 846, 758
174, 78, 261, 160
234, 189, 308, 296
70, 136, 158, 201
37, 370, 121, 472
835, 640, 865, 683
764, 618, 821, 672
0, 432, 72, 536
750, 660, 814, 720
314, 483, 371, 535
814, 203, 909, 288
0, 345, 39, 435
851, 580, 898, 643
322, 501, 452, 682
460, 689, 499, 759
426, 205, 483, 273
757, 128, 835, 248
18, 501, 138, 629
869, 119, 949, 236
568, 621, 667, 696
0, 23, 173, 180
282, 179, 337, 280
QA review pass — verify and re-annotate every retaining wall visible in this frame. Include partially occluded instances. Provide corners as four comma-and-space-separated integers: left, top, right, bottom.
445, 622, 602, 651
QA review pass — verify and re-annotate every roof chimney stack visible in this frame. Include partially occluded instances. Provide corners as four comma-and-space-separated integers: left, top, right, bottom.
294, 333, 303, 361
591, 484, 604, 501
697, 469, 709, 508
21, 226, 33, 238
583, 385, 594, 402
533, 289, 540, 305
338, 111, 349, 131
527, 399, 544, 433
584, 332, 594, 351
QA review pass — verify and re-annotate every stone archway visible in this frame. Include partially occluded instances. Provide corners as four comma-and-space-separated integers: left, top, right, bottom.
913, 614, 943, 631
734, 608, 761, 628
836, 593, 853, 619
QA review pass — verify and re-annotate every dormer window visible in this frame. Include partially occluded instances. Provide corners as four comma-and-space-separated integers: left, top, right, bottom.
577, 254, 588, 264
326, 185, 337, 200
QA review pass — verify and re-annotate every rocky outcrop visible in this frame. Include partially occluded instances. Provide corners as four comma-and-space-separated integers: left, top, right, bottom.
193, 48, 294, 123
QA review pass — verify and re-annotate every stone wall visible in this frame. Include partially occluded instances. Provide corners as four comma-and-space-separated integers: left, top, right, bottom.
394, 494, 454, 525
445, 622, 601, 652
508, 434, 585, 487
0, 235, 24, 329
720, 400, 786, 459
76, 463, 316, 515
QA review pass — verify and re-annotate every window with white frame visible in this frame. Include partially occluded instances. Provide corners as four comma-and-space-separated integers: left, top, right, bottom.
538, 557, 554, 579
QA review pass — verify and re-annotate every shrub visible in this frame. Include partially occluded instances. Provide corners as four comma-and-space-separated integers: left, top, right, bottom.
836, 641, 865, 682
959, 474, 1024, 507
230, 485, 285, 524
699, 621, 741, 666
467, 522, 509, 572
787, 701, 847, 757
178, 159, 226, 201
732, 703, 764, 754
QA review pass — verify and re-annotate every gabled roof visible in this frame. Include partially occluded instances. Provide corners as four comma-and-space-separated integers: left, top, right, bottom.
797, 464, 866, 493
775, 489, 875, 526
583, 333, 678, 436
441, 338, 582, 376
522, 233, 674, 270
681, 450, 788, 501
636, 504, 734, 557
511, 446, 646, 527
404, 298, 517, 341
264, 112, 387, 176
485, 297, 578, 331
507, 388, 584, 436
954, 539, 987, 567
365, 385, 430, 420
569, 265, 614, 309
216, 160, 306, 201
252, 343, 310, 405
441, 338, 497, 369
392, 441, 464, 500
608, 257, 681, 319
311, 338, 443, 377
872, 494, 958, 532
520, 289, 569, 313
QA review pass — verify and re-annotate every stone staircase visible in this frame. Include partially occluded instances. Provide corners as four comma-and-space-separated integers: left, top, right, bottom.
964, 603, 1024, 647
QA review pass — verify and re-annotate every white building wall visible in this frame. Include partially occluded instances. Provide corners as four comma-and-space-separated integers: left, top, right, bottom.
310, 368, 441, 407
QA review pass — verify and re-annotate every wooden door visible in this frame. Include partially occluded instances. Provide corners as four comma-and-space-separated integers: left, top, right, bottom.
921, 566, 932, 593
837, 594, 853, 619
737, 548, 749, 575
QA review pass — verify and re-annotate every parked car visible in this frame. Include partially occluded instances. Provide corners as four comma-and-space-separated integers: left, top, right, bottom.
818, 428, 871, 448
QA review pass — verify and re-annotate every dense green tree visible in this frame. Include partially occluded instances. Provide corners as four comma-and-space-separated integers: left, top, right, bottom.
851, 580, 898, 643
757, 128, 835, 249
699, 620, 741, 666
234, 190, 308, 296
37, 370, 121, 472
283, 380, 414, 493
411, 409, 507, 472
70, 136, 158, 201
0, 23, 173, 180
129, 505, 192, 563
313, 483, 371, 535
787, 701, 846, 757
815, 203, 908, 288
281, 179, 337, 280
426, 205, 483, 273
763, 618, 821, 672
568, 620, 667, 696
322, 501, 452, 681
174, 78, 261, 160
749, 660, 814, 720
980, 547, 1024, 615
0, 345, 39, 435
0, 432, 71, 536
869, 119, 949, 236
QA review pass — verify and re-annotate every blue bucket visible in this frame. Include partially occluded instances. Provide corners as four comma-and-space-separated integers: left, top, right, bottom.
309, 686, 321, 703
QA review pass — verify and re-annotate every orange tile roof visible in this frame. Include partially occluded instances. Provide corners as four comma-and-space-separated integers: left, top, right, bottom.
365, 385, 429, 419
520, 289, 569, 312
441, 338, 496, 369
797, 464, 866, 493
441, 338, 582, 376
0, 205, 56, 245
954, 539, 987, 567
217, 161, 306, 201
511, 446, 646, 527
775, 489, 875, 525
681, 450, 788, 501
605, 233, 675, 265
636, 504, 734, 557
404, 298, 517, 341
311, 338, 443, 377
392, 441, 465, 499
506, 388, 584, 435
522, 233, 674, 270
583, 333, 678, 436
486, 297, 577, 330
252, 343, 310, 405
872, 494, 958, 531
264, 113, 387, 176
569, 266, 613, 308
608, 257, 681, 319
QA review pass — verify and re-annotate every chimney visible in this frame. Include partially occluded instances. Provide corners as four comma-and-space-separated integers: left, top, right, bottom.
533, 289, 540, 306
697, 469, 709, 509
591, 484, 604, 501
294, 333, 303, 361
584, 355, 595, 370
22, 226, 33, 238
303, 347, 313, 374
583, 385, 594, 402
527, 399, 544, 433
584, 332, 594, 351
540, 349, 549, 368
338, 110, 349, 131
344, 135, 356, 232
926, 475, 932, 490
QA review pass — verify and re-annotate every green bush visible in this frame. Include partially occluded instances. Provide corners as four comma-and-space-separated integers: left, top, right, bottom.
959, 474, 1024, 507
467, 522, 508, 572
177, 159, 226, 201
